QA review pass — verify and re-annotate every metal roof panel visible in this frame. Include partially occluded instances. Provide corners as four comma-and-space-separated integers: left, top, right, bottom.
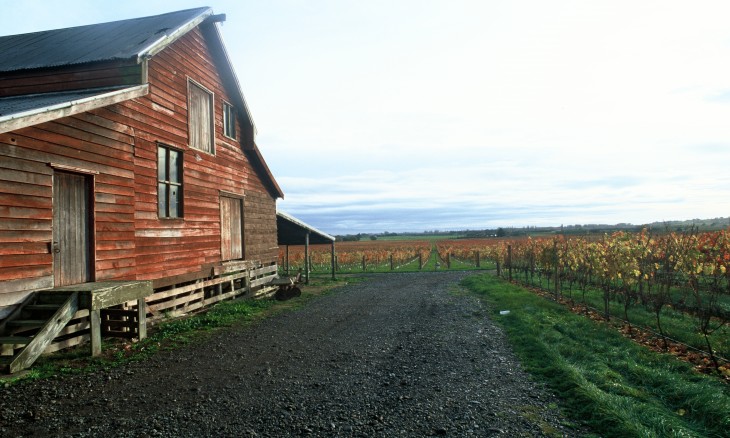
0, 87, 126, 117
0, 7, 211, 72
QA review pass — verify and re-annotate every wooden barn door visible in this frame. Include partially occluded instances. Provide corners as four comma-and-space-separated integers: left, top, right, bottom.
53, 171, 94, 286
220, 195, 244, 261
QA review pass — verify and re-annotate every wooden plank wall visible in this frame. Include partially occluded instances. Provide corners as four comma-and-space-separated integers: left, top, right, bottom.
132, 27, 278, 279
0, 111, 138, 304
0, 26, 279, 307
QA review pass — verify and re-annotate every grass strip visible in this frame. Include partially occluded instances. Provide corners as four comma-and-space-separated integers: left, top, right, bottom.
461, 274, 730, 438
525, 276, 730, 360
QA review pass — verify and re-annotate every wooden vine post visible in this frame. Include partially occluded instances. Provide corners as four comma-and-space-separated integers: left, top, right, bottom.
507, 244, 513, 281
331, 241, 336, 280
553, 240, 560, 299
304, 232, 310, 285
389, 254, 394, 270
476, 251, 480, 268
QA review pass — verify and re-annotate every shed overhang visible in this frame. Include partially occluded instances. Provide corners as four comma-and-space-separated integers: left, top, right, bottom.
277, 211, 335, 246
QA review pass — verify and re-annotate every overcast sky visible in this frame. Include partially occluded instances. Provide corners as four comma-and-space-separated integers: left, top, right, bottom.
4, 1, 730, 234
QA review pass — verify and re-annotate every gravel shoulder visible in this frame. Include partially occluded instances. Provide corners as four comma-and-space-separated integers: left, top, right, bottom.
1, 271, 580, 437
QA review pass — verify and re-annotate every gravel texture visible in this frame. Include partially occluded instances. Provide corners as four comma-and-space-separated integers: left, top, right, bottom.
0, 271, 580, 437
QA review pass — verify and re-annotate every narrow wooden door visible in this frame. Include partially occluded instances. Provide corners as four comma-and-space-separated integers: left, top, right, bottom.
220, 196, 244, 261
53, 171, 93, 286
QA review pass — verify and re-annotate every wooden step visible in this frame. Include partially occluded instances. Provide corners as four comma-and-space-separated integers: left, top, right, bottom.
36, 293, 74, 304
6, 320, 46, 328
25, 304, 62, 312
6, 292, 79, 374
0, 357, 11, 374
0, 336, 32, 345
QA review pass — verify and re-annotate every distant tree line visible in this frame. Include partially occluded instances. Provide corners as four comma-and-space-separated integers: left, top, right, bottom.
332, 217, 729, 241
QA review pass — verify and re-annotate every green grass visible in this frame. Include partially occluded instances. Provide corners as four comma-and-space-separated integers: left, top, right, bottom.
461, 274, 730, 438
522, 274, 730, 361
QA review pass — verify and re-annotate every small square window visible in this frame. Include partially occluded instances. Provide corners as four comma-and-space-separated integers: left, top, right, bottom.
223, 102, 237, 140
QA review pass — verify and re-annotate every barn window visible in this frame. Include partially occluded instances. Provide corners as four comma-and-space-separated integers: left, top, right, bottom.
157, 144, 184, 218
223, 102, 236, 140
188, 80, 214, 154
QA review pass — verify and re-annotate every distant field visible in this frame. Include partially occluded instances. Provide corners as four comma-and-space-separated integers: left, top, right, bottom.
375, 234, 466, 241
279, 237, 500, 273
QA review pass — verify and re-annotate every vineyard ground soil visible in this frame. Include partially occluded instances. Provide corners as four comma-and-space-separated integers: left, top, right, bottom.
0, 272, 582, 437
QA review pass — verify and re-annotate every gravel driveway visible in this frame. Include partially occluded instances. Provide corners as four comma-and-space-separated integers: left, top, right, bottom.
0, 271, 580, 437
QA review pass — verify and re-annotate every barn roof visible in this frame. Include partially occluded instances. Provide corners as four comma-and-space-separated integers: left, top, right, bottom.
277, 211, 335, 246
0, 7, 285, 199
0, 7, 213, 72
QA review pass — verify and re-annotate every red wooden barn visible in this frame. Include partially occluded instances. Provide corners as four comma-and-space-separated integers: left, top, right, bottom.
0, 7, 286, 372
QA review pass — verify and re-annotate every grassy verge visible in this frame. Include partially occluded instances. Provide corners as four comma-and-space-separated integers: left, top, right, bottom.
461, 274, 730, 438
521, 275, 729, 364
2, 276, 353, 385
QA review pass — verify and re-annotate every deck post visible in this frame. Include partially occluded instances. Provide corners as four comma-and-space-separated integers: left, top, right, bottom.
90, 309, 102, 356
137, 298, 147, 340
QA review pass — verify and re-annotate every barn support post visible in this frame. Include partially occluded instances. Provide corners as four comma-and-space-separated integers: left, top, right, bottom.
330, 241, 336, 280
304, 232, 310, 285
285, 245, 290, 276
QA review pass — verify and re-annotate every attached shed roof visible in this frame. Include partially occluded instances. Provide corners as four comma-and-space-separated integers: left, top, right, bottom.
277, 211, 335, 246
0, 85, 149, 133
0, 7, 213, 72
0, 87, 126, 116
